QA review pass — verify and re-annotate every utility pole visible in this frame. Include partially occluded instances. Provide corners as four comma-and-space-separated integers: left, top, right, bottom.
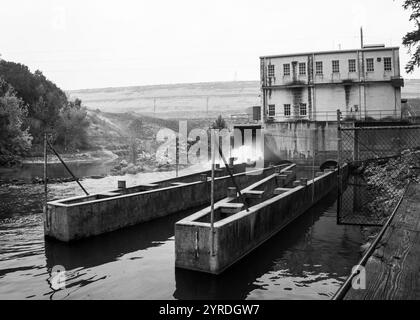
206, 96, 209, 117
43, 132, 48, 217
153, 98, 156, 116
360, 26, 364, 48
175, 136, 179, 178
210, 130, 216, 256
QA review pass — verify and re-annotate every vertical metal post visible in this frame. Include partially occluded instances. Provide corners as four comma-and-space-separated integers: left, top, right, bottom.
312, 129, 316, 203
353, 122, 359, 163
210, 130, 216, 256
175, 136, 179, 178
43, 132, 48, 216
337, 109, 342, 224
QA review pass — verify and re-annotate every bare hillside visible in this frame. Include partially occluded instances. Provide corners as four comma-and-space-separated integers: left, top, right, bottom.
69, 81, 260, 119
69, 79, 420, 120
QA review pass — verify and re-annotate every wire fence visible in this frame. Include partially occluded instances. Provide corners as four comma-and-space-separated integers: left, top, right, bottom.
337, 123, 420, 226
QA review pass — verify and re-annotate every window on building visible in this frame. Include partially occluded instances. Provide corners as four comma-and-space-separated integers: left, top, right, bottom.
268, 64, 275, 77
348, 59, 356, 73
366, 58, 374, 72
283, 64, 290, 76
332, 60, 340, 73
299, 62, 306, 75
384, 57, 392, 71
299, 103, 307, 116
315, 61, 323, 75
268, 104, 275, 116
284, 104, 291, 117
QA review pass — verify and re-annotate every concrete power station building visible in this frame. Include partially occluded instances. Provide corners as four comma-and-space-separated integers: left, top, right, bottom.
249, 45, 406, 164
260, 46, 404, 122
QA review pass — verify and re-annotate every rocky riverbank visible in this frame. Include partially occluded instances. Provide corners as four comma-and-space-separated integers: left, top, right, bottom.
354, 149, 420, 254
361, 149, 420, 217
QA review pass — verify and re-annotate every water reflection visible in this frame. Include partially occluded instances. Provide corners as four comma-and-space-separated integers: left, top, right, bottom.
0, 166, 364, 299
44, 206, 204, 271
0, 161, 118, 182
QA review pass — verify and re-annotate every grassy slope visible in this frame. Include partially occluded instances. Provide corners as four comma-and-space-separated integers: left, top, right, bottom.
74, 80, 420, 150
69, 79, 419, 118
68, 81, 260, 119
86, 109, 215, 154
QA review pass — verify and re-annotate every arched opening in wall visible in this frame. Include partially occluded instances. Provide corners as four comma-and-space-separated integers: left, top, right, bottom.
320, 160, 338, 171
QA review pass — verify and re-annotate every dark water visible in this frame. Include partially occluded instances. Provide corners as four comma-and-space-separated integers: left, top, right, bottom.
0, 160, 117, 182
0, 167, 365, 300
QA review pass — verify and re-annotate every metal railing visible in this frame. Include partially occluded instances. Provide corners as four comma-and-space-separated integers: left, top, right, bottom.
244, 109, 414, 123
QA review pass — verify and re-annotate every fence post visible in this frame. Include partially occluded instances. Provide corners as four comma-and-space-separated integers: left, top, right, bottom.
337, 109, 342, 224
353, 123, 359, 163
43, 132, 48, 219
175, 136, 179, 178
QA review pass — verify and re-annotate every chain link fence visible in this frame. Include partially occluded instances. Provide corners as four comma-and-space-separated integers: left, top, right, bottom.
338, 123, 420, 226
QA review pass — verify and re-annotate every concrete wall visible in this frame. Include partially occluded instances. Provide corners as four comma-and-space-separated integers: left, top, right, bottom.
45, 164, 284, 242
263, 121, 338, 164
266, 82, 400, 122
175, 167, 342, 274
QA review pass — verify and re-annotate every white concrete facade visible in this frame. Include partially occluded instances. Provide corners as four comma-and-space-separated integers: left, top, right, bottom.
260, 47, 404, 122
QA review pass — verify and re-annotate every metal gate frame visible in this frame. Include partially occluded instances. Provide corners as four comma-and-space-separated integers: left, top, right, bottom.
336, 110, 420, 226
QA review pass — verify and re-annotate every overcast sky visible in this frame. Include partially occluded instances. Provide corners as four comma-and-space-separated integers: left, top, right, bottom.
0, 0, 418, 90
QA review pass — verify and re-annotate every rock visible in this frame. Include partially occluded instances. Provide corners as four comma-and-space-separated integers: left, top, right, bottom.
360, 242, 371, 253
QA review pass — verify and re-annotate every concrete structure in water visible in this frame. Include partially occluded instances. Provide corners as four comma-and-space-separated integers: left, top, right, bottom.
175, 164, 346, 274
260, 46, 404, 123
45, 163, 287, 242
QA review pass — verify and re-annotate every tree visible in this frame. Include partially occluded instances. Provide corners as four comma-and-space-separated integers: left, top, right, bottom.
128, 118, 143, 138
402, 0, 420, 73
211, 115, 227, 130
0, 60, 68, 143
0, 78, 32, 165
56, 100, 89, 151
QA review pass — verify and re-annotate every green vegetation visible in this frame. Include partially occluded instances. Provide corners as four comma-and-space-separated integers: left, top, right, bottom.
402, 0, 420, 73
0, 59, 89, 165
128, 118, 144, 138
0, 79, 32, 165
211, 115, 227, 130
55, 99, 90, 151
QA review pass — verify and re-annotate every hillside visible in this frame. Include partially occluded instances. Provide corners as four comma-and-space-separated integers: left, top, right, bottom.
68, 79, 420, 119
402, 79, 420, 98
68, 81, 260, 119
85, 109, 215, 154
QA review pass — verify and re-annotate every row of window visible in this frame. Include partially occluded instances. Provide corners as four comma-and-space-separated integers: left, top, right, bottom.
268, 104, 307, 117
267, 57, 392, 77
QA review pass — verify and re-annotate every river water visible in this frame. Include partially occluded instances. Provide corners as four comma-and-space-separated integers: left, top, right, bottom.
0, 163, 365, 300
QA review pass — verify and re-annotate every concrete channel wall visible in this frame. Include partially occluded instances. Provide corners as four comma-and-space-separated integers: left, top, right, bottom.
45, 164, 286, 242
175, 166, 344, 274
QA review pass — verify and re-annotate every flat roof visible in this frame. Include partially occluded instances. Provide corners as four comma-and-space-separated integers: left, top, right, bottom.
260, 46, 400, 59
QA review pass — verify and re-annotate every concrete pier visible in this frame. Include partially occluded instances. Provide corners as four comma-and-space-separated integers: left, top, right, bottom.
175, 165, 342, 274
45, 163, 288, 242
